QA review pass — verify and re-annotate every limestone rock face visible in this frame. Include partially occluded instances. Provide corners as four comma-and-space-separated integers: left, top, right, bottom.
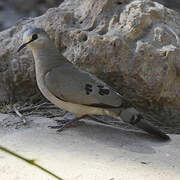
0, 0, 180, 124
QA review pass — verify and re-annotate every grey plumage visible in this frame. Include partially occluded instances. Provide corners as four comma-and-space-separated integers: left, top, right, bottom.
45, 64, 122, 107
18, 28, 170, 140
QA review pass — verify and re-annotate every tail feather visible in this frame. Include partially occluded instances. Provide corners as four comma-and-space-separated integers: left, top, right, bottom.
134, 115, 170, 140
120, 108, 170, 140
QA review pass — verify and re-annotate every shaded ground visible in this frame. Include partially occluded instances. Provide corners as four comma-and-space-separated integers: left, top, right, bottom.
0, 113, 179, 180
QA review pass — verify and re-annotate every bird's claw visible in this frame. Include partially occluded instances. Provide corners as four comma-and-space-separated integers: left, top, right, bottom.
54, 119, 70, 124
48, 119, 76, 132
49, 115, 87, 132
48, 125, 64, 129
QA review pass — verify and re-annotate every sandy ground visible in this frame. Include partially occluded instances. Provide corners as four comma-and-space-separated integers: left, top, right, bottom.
0, 113, 180, 180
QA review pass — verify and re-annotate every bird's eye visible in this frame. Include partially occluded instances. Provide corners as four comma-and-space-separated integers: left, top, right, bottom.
32, 34, 38, 40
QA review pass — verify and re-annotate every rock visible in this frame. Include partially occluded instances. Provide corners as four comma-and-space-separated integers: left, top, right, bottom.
155, 0, 180, 12
0, 0, 24, 31
6, 0, 62, 15
0, 0, 64, 31
0, 0, 180, 126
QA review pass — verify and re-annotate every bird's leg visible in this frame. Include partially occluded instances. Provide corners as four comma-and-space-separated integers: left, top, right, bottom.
49, 115, 88, 132
51, 112, 77, 125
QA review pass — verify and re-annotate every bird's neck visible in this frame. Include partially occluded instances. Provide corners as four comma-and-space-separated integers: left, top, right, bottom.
31, 43, 69, 76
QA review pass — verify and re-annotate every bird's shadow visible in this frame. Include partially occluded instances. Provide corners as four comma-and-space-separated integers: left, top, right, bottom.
67, 120, 171, 155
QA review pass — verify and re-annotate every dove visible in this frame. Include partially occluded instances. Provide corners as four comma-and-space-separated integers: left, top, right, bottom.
18, 28, 170, 140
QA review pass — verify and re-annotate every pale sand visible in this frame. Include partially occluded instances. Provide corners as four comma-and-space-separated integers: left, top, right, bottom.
0, 114, 179, 180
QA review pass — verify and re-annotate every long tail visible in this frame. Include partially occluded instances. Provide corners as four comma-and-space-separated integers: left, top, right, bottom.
120, 108, 170, 140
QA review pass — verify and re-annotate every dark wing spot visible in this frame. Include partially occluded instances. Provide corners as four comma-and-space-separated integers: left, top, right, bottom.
102, 89, 110, 95
97, 85, 110, 96
85, 84, 93, 95
97, 85, 104, 88
86, 84, 93, 88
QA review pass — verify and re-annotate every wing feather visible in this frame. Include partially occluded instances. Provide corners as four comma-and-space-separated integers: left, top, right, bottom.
44, 64, 122, 107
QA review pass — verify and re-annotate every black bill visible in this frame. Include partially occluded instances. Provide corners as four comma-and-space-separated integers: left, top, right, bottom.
17, 39, 33, 52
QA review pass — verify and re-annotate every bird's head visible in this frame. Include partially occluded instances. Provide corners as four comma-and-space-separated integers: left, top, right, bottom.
18, 28, 50, 52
